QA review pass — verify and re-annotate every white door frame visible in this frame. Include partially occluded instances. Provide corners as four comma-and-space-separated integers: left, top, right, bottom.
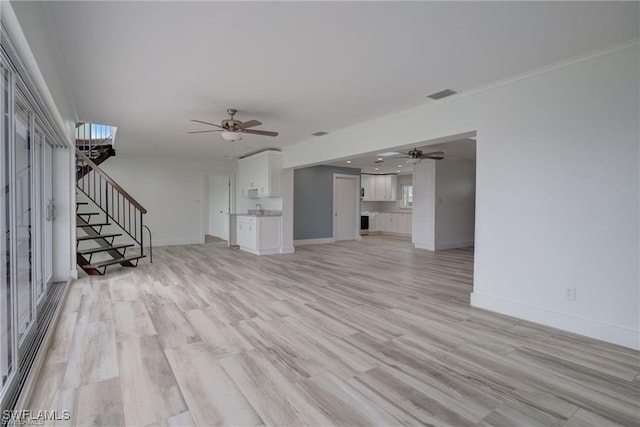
332, 173, 361, 242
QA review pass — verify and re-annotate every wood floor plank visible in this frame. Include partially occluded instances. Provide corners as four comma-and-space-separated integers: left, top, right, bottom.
44, 311, 78, 365
219, 350, 313, 426
70, 377, 125, 426
117, 335, 187, 426
144, 302, 201, 349
164, 342, 263, 426
27, 362, 66, 412
112, 300, 157, 342
294, 371, 404, 426
62, 319, 118, 389
184, 308, 253, 358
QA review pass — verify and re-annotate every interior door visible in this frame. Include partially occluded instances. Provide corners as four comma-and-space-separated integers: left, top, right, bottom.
208, 175, 230, 241
334, 176, 357, 241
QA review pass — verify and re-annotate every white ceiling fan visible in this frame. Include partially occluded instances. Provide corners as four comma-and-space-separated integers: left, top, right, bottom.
188, 108, 279, 142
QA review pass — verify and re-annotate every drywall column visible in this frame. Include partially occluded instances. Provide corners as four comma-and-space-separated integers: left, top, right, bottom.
52, 147, 75, 280
412, 160, 436, 250
281, 168, 295, 253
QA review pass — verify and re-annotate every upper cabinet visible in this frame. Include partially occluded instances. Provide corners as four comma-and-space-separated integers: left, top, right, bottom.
361, 174, 397, 201
238, 150, 282, 198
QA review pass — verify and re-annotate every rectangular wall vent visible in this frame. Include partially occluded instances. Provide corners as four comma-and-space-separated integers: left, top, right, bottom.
427, 89, 458, 100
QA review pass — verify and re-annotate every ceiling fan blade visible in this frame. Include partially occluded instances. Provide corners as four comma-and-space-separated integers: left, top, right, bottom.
425, 155, 445, 160
187, 130, 222, 134
423, 151, 445, 157
237, 119, 262, 129
190, 119, 223, 128
242, 129, 279, 137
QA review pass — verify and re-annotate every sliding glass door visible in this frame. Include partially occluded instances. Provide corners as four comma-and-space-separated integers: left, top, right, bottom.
0, 63, 14, 392
40, 131, 54, 295
14, 96, 33, 343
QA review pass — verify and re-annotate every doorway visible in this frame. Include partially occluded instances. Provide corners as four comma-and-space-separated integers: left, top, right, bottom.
205, 175, 230, 242
333, 174, 360, 241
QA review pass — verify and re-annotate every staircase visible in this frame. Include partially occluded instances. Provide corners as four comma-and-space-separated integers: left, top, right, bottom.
75, 122, 150, 275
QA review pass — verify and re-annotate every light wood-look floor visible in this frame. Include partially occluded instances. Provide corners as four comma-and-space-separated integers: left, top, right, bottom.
29, 236, 640, 426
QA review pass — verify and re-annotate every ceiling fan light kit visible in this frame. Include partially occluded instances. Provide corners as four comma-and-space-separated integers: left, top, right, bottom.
221, 131, 242, 141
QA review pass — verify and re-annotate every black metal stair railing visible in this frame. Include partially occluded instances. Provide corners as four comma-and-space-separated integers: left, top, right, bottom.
75, 148, 148, 260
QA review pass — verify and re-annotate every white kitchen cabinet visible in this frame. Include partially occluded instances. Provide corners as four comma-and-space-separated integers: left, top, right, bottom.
361, 175, 375, 201
385, 213, 396, 232
366, 212, 412, 235
238, 157, 254, 197
238, 150, 282, 197
362, 174, 398, 201
397, 213, 409, 235
236, 215, 282, 255
369, 213, 377, 231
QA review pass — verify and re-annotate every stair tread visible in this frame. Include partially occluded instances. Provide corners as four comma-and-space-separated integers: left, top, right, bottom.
77, 243, 134, 255
77, 222, 110, 228
77, 233, 121, 241
76, 202, 89, 205
77, 212, 100, 216
86, 254, 145, 269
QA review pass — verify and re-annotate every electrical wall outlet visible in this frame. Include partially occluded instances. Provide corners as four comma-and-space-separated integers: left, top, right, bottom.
566, 287, 576, 301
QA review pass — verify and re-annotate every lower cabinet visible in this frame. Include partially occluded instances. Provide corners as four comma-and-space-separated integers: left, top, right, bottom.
368, 212, 411, 236
236, 215, 282, 255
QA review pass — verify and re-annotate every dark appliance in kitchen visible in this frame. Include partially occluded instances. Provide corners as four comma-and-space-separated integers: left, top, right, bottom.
360, 212, 369, 235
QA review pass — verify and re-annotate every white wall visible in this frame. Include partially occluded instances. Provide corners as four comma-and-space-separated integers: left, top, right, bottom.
435, 159, 475, 250
101, 155, 236, 246
282, 43, 640, 349
412, 161, 436, 250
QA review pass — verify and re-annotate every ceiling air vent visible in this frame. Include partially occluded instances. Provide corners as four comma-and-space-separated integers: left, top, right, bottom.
312, 131, 328, 136
427, 89, 457, 100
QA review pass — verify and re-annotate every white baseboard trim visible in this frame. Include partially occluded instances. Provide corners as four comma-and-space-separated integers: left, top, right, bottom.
413, 242, 435, 251
470, 292, 639, 350
435, 240, 475, 250
69, 269, 78, 280
294, 238, 335, 246
239, 246, 282, 256
280, 246, 295, 254
153, 237, 204, 247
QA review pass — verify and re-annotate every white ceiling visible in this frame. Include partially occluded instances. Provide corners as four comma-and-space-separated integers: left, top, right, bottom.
14, 1, 639, 160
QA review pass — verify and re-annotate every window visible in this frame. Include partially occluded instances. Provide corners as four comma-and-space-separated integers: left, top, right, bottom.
401, 184, 413, 207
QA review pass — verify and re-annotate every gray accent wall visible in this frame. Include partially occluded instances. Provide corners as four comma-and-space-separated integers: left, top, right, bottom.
294, 165, 361, 240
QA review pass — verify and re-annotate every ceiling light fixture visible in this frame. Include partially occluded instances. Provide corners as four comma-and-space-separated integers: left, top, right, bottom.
377, 157, 383, 161
397, 165, 402, 167
396, 170, 401, 173
408, 158, 422, 165
221, 131, 242, 141
346, 160, 352, 164
374, 167, 379, 170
